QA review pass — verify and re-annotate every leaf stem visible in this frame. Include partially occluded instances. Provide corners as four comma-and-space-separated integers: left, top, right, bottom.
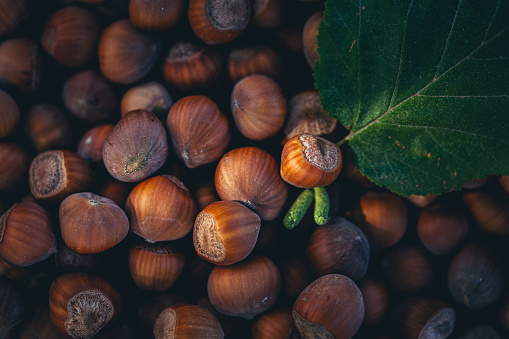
283, 189, 314, 230
336, 132, 352, 147
313, 187, 330, 225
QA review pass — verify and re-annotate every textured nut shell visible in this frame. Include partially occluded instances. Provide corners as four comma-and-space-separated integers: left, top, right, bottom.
231, 74, 287, 141
129, 0, 185, 31
98, 20, 160, 84
167, 95, 231, 168
0, 202, 56, 266
103, 110, 168, 182
49, 273, 122, 339
153, 304, 224, 339
193, 200, 260, 265
280, 134, 342, 188
0, 90, 19, 138
59, 193, 129, 254
207, 256, 281, 319
293, 274, 364, 339
125, 175, 197, 242
120, 81, 173, 118
227, 46, 281, 83
215, 147, 288, 220
251, 308, 296, 339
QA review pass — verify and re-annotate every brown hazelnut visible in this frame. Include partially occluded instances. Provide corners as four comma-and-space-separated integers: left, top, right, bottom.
77, 124, 114, 163
227, 45, 281, 83
405, 193, 439, 208
138, 293, 187, 330
499, 175, 509, 194
29, 150, 95, 203
215, 147, 289, 220
0, 90, 19, 138
283, 90, 337, 140
49, 273, 122, 339
0, 0, 28, 36
193, 200, 261, 266
128, 242, 186, 291
0, 38, 42, 92
293, 274, 364, 339
129, 0, 185, 31
463, 190, 509, 235
188, 0, 250, 44
0, 202, 56, 266
167, 95, 231, 168
59, 192, 129, 254
0, 143, 30, 191
163, 42, 222, 91
447, 242, 503, 309
193, 181, 219, 211
62, 70, 117, 123
98, 19, 160, 84
252, 308, 299, 339
102, 110, 169, 182
350, 191, 408, 250
125, 175, 197, 242
207, 256, 281, 319
281, 256, 312, 300
306, 216, 370, 281
391, 298, 455, 339
358, 276, 388, 326
54, 244, 103, 272
24, 103, 72, 152
281, 133, 342, 188
98, 179, 132, 208
41, 6, 100, 68
231, 74, 287, 141
120, 81, 173, 121
153, 304, 224, 339
252, 0, 283, 28
302, 11, 322, 68
417, 203, 469, 255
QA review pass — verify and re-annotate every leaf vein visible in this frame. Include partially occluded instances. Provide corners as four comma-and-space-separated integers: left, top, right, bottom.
434, 0, 463, 80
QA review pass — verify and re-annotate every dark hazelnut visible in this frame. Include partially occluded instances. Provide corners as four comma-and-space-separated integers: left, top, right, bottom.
188, 0, 250, 44
447, 242, 503, 309
463, 190, 509, 235
0, 38, 42, 92
163, 42, 222, 91
129, 242, 185, 291
49, 273, 122, 339
120, 81, 173, 121
252, 308, 299, 339
98, 179, 132, 208
391, 298, 455, 339
41, 6, 100, 67
306, 216, 370, 281
302, 11, 322, 68
459, 326, 500, 339
227, 45, 281, 83
252, 0, 282, 28
125, 175, 197, 242
0, 0, 28, 36
193, 181, 219, 211
0, 90, 19, 138
54, 244, 103, 272
281, 256, 312, 300
350, 191, 408, 250
499, 175, 509, 194
98, 19, 160, 84
129, 0, 185, 31
153, 304, 224, 339
138, 293, 187, 330
358, 276, 389, 326
293, 274, 364, 338
231, 74, 287, 141
0, 143, 30, 191
0, 202, 56, 266
59, 192, 129, 254
215, 147, 289, 220
102, 110, 169, 182
193, 200, 261, 265
29, 150, 95, 203
24, 103, 72, 152
207, 256, 281, 319
0, 276, 25, 338
167, 95, 231, 168
77, 124, 114, 163
62, 70, 117, 123
281, 133, 342, 188
18, 302, 66, 339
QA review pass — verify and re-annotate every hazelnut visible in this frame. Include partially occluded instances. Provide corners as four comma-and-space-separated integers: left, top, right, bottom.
207, 256, 282, 319
54, 244, 103, 272
24, 103, 72, 152
252, 308, 299, 339
0, 38, 42, 92
98, 179, 132, 208
0, 0, 28, 36
463, 190, 509, 235
358, 276, 388, 326
98, 19, 160, 84
129, 0, 185, 31
252, 0, 283, 28
0, 143, 30, 191
153, 304, 224, 339
0, 276, 25, 338
0, 202, 56, 266
0, 90, 19, 138
120, 81, 173, 121
499, 175, 509, 194
167, 95, 231, 168
77, 124, 114, 163
102, 110, 169, 182
138, 293, 187, 330
163, 42, 222, 92
29, 150, 95, 203
227, 45, 281, 83
302, 11, 322, 68
281, 133, 342, 188
215, 147, 289, 220
293, 274, 364, 338
193, 200, 261, 266
49, 273, 122, 339
193, 181, 219, 211
231, 74, 287, 141
18, 302, 66, 339
125, 175, 197, 242
188, 0, 250, 44
59, 192, 129, 254
128, 242, 186, 291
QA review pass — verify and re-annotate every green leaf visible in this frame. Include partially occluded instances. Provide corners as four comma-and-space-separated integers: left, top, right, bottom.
315, 0, 509, 196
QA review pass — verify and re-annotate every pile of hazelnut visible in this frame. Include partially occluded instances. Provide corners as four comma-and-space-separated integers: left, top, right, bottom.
1, 0, 509, 338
